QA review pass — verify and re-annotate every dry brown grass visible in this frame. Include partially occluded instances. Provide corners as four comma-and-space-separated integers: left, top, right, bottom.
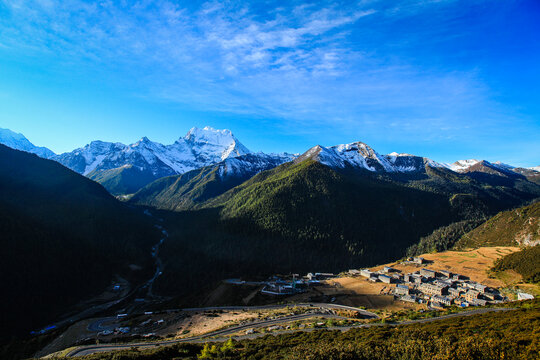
372, 246, 521, 288
308, 246, 526, 311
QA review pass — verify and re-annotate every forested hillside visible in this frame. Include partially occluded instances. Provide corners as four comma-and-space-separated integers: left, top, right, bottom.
129, 164, 247, 210
129, 153, 293, 210
151, 159, 540, 296
455, 201, 540, 249
492, 245, 540, 283
87, 165, 156, 196
0, 145, 159, 340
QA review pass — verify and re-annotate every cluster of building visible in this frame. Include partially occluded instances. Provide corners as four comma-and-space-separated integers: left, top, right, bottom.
352, 263, 506, 308
260, 272, 335, 295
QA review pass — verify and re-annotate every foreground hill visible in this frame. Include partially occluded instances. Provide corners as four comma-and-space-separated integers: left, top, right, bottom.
455, 201, 540, 249
72, 302, 540, 360
0, 145, 158, 339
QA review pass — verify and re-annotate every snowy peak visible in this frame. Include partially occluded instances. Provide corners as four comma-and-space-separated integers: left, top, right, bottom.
0, 128, 55, 159
444, 159, 519, 176
493, 161, 514, 170
184, 126, 233, 144
296, 141, 441, 173
54, 126, 252, 178
444, 159, 481, 172
184, 126, 250, 160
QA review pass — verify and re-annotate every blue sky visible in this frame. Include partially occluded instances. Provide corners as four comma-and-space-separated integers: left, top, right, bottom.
0, 0, 539, 166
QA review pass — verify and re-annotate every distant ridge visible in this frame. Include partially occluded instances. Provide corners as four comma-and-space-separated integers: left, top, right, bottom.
0, 126, 538, 195
0, 127, 55, 158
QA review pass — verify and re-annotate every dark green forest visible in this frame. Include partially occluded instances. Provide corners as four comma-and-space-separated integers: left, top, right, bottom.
150, 159, 540, 295
492, 245, 540, 283
0, 145, 159, 340
88, 165, 157, 196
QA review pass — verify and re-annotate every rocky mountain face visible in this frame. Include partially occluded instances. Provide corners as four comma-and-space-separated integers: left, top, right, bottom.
0, 128, 55, 159
444, 159, 519, 177
54, 126, 250, 177
442, 159, 540, 186
52, 127, 258, 194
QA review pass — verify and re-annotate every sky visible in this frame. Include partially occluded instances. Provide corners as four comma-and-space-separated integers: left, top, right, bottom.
0, 0, 539, 166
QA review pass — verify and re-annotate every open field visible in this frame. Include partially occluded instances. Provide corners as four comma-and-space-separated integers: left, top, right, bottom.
172, 311, 259, 338
373, 246, 521, 287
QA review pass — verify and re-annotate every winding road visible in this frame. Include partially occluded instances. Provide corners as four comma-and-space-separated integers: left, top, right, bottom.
65, 306, 513, 357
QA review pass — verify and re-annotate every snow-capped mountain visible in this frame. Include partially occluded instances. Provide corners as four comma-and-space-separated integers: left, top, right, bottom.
444, 159, 481, 172
296, 141, 444, 173
528, 166, 540, 172
54, 126, 251, 178
0, 128, 55, 159
216, 152, 296, 179
443, 159, 528, 178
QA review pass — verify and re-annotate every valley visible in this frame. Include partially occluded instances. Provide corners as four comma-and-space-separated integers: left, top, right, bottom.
0, 129, 538, 359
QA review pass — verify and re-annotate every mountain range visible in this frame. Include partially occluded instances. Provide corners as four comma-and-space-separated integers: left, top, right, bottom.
1, 126, 538, 196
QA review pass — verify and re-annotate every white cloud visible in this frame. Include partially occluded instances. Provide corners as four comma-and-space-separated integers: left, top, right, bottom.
0, 0, 506, 138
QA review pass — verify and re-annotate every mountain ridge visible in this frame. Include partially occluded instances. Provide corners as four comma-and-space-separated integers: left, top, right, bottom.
0, 128, 56, 158
1, 126, 538, 196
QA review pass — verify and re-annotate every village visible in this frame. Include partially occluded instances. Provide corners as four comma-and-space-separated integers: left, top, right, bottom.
349, 256, 508, 308
243, 251, 537, 310
225, 255, 510, 309
226, 255, 522, 310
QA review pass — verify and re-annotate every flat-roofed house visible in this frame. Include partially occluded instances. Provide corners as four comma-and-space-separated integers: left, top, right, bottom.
378, 274, 394, 284
464, 290, 481, 302
419, 283, 448, 296
420, 268, 437, 278
448, 287, 462, 297
473, 283, 488, 293
401, 294, 417, 303
431, 295, 453, 306
360, 269, 372, 278
439, 270, 452, 278
394, 284, 410, 296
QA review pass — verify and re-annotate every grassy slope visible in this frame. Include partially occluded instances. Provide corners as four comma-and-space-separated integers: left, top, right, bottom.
77, 301, 540, 360
0, 145, 158, 340
455, 201, 540, 249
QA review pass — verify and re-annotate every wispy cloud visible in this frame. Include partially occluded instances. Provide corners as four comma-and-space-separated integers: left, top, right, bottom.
0, 0, 515, 142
